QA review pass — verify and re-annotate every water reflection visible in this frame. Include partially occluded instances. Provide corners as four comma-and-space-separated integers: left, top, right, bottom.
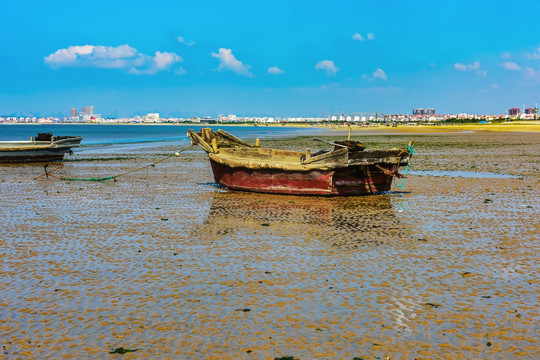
194, 190, 406, 247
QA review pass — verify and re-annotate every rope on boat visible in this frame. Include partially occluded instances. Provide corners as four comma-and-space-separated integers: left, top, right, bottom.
35, 144, 194, 182
393, 142, 415, 190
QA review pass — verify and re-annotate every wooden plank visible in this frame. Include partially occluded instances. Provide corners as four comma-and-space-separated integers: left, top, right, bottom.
188, 130, 215, 153
302, 148, 348, 164
217, 129, 253, 147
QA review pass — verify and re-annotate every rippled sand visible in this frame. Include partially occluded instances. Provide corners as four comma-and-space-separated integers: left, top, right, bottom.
1, 131, 539, 359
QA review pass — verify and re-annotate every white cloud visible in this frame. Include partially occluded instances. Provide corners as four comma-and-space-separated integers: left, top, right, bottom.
373, 68, 387, 80
492, 83, 499, 89
128, 51, 183, 75
175, 67, 187, 75
454, 61, 480, 71
525, 47, 540, 60
454, 61, 485, 77
352, 33, 365, 41
44, 45, 94, 66
44, 45, 138, 69
177, 36, 195, 46
501, 52, 511, 59
267, 66, 284, 75
501, 61, 521, 71
44, 44, 183, 75
211, 48, 253, 77
352, 32, 374, 41
315, 60, 339, 76
524, 67, 535, 78
154, 51, 181, 70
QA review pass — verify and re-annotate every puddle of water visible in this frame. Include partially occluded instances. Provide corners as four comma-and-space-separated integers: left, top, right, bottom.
409, 170, 519, 178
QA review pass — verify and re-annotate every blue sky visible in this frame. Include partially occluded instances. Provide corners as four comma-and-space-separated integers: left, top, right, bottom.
1, 0, 540, 117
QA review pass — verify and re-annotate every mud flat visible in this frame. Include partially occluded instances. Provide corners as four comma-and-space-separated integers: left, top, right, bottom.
328, 121, 540, 134
1, 130, 538, 359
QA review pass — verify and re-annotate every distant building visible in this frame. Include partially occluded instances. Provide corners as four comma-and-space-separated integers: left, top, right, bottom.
144, 113, 160, 122
508, 108, 520, 116
70, 108, 77, 117
82, 106, 94, 116
413, 108, 436, 115
525, 108, 535, 115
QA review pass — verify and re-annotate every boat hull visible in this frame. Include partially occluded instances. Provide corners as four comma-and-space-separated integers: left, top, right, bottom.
0, 136, 82, 163
0, 148, 73, 163
210, 159, 396, 196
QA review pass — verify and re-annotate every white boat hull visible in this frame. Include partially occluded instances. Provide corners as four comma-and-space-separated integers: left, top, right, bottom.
0, 136, 82, 163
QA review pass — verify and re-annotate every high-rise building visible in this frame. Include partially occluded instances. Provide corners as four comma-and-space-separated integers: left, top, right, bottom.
412, 108, 436, 116
525, 108, 535, 115
70, 108, 77, 117
509, 108, 520, 116
82, 106, 94, 116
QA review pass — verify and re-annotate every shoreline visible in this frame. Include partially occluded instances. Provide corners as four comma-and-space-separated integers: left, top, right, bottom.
2, 121, 539, 133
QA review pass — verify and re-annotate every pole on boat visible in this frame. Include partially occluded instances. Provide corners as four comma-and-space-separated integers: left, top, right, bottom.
305, 149, 311, 161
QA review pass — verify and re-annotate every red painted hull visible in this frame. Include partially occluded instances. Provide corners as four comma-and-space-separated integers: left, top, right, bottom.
210, 159, 396, 196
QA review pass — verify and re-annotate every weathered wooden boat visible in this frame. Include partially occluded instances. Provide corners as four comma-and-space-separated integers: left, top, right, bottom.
0, 133, 82, 163
188, 128, 413, 196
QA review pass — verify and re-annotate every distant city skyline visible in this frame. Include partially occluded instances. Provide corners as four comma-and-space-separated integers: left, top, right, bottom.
3, 102, 538, 119
2, 1, 540, 117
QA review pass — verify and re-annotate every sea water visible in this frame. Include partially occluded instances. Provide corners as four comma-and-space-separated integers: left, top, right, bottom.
0, 124, 323, 147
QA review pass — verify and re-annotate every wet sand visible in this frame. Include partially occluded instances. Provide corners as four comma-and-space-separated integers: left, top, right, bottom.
1, 130, 539, 359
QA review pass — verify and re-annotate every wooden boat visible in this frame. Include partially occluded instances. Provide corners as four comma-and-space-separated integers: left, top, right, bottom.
188, 128, 413, 196
0, 133, 82, 163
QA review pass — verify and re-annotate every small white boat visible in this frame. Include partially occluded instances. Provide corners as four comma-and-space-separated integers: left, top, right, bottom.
0, 133, 82, 163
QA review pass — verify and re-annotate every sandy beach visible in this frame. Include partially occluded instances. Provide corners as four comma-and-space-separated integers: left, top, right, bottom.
1, 128, 539, 359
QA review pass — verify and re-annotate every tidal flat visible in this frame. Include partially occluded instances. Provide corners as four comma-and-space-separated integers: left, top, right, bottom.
1, 130, 538, 359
